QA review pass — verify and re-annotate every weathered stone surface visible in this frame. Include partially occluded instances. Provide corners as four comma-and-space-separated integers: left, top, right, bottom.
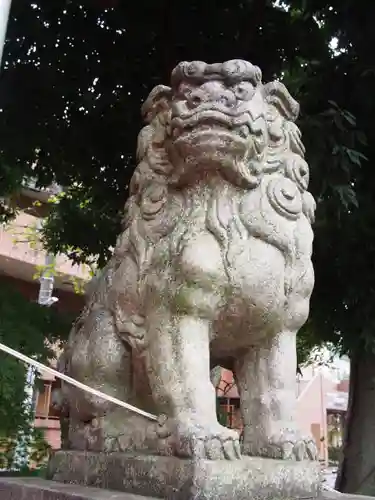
49, 58, 320, 500
53, 59, 317, 466
0, 477, 371, 500
47, 450, 321, 499
0, 477, 154, 500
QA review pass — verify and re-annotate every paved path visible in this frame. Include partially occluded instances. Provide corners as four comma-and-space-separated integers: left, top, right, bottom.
323, 468, 338, 489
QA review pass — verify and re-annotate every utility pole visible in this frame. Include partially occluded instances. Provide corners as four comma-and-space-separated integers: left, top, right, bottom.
0, 0, 12, 67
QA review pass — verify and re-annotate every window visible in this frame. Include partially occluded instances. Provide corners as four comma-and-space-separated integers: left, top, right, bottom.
34, 379, 61, 419
35, 382, 52, 418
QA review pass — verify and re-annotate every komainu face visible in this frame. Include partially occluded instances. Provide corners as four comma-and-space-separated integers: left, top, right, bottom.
144, 59, 302, 191
169, 60, 264, 163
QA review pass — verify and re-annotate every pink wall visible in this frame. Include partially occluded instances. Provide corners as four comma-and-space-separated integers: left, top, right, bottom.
296, 372, 337, 463
0, 212, 90, 291
34, 418, 61, 450
217, 368, 239, 398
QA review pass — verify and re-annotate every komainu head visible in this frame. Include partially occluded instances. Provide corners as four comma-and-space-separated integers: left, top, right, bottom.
121, 59, 315, 263
135, 59, 308, 192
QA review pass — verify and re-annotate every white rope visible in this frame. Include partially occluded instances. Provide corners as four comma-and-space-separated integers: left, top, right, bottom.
0, 341, 158, 422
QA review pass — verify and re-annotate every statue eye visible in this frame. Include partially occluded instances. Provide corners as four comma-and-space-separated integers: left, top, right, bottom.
233, 82, 254, 100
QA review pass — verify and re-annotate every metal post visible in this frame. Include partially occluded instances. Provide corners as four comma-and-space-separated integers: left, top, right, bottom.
11, 364, 36, 469
38, 253, 58, 306
0, 0, 12, 68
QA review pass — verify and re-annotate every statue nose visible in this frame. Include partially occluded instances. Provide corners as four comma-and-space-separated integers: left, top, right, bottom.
188, 82, 236, 108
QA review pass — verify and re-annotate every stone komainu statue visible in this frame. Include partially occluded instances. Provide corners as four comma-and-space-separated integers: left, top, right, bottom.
58, 60, 317, 462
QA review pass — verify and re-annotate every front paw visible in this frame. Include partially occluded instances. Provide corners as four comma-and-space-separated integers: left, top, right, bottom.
242, 428, 318, 461
156, 414, 241, 460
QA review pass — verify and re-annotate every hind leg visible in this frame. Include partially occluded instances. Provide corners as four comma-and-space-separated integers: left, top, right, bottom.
66, 307, 131, 418
64, 307, 153, 452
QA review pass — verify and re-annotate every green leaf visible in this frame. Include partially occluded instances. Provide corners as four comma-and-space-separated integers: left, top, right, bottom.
0, 284, 72, 445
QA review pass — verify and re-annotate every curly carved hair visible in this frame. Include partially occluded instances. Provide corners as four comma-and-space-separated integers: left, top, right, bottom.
84, 73, 316, 351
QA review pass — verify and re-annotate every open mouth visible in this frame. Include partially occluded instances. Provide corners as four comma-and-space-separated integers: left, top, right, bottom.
171, 110, 250, 140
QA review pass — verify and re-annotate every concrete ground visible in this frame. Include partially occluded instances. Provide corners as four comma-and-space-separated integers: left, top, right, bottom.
323, 467, 338, 489
321, 467, 375, 499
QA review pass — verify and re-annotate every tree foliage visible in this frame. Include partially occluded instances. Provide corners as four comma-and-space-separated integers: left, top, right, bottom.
0, 284, 71, 466
0, 0, 348, 262
1, 1, 370, 351
283, 0, 375, 356
0, 3, 372, 350
0, 1, 370, 342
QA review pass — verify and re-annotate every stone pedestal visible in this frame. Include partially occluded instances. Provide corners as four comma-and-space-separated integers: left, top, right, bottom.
0, 477, 154, 500
1, 477, 374, 500
47, 450, 322, 499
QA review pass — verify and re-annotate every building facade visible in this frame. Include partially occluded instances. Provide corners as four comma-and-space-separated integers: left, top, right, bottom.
0, 185, 88, 452
216, 364, 349, 465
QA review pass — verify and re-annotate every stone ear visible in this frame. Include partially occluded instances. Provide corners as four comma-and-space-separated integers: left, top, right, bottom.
141, 85, 172, 124
263, 81, 300, 123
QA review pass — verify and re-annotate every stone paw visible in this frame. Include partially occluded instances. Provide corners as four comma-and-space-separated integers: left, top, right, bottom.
242, 429, 318, 461
156, 414, 241, 460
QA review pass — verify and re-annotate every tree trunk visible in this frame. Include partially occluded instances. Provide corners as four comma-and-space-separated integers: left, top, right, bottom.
336, 350, 375, 494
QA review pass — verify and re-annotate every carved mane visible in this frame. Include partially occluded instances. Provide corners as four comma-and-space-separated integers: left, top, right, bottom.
118, 77, 312, 279
83, 71, 315, 352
